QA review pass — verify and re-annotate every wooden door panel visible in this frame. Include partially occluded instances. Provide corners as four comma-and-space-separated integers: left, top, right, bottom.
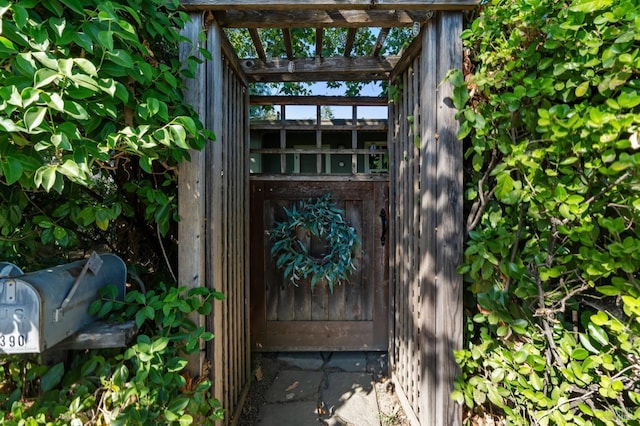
250, 180, 388, 351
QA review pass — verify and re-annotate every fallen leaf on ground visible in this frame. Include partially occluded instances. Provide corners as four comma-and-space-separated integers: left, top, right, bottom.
285, 381, 299, 391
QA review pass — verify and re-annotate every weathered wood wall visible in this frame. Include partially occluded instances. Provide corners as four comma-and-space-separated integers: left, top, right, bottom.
179, 16, 250, 425
388, 12, 463, 426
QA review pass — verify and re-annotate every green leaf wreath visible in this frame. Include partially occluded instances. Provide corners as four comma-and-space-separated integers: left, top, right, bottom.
269, 194, 361, 292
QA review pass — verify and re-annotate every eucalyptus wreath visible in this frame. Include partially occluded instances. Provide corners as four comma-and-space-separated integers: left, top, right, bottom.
269, 194, 361, 292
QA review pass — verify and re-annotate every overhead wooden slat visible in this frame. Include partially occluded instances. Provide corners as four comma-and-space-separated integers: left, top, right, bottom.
250, 95, 387, 106
344, 27, 356, 57
315, 27, 324, 57
248, 28, 267, 61
182, 0, 480, 11
371, 27, 390, 57
241, 56, 399, 82
282, 28, 294, 59
213, 10, 436, 28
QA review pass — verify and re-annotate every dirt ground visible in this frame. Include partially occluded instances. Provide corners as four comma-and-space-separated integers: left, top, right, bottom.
235, 352, 411, 426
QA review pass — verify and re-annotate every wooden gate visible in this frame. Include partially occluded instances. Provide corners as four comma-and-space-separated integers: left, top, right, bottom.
250, 179, 388, 351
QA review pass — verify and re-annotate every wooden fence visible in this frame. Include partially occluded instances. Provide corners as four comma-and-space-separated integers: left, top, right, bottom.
177, 8, 466, 426
388, 12, 464, 426
178, 16, 251, 424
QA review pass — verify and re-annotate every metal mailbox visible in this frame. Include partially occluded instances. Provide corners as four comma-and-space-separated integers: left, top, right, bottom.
0, 253, 126, 354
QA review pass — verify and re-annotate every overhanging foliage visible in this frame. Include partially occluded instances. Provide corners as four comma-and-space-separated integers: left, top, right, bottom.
452, 0, 640, 423
0, 0, 213, 264
0, 0, 223, 423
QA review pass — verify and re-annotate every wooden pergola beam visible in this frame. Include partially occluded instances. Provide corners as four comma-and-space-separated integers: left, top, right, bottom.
343, 27, 356, 57
248, 28, 266, 61
315, 27, 324, 57
182, 0, 479, 11
371, 27, 389, 57
282, 28, 294, 59
250, 95, 387, 106
213, 10, 436, 28
241, 56, 399, 82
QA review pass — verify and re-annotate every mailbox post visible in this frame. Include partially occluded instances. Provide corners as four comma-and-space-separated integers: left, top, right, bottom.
0, 253, 126, 354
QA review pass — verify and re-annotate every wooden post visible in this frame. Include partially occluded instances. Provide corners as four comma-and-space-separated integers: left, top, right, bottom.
418, 16, 438, 426
435, 11, 463, 426
178, 13, 207, 379
206, 19, 226, 414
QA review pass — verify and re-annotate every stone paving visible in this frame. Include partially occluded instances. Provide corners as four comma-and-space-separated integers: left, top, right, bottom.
253, 352, 387, 426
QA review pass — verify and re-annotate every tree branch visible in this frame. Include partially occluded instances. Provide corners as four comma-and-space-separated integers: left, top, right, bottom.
466, 147, 498, 232
505, 201, 525, 292
532, 264, 566, 370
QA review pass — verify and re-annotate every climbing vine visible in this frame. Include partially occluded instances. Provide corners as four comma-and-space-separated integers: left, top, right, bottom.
451, 0, 640, 424
0, 0, 221, 424
0, 0, 213, 267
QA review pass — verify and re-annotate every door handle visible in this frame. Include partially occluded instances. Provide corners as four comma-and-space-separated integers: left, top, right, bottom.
379, 208, 387, 246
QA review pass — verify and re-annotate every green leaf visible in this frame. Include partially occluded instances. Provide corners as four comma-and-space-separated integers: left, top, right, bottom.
106, 49, 134, 68
169, 124, 189, 149
98, 30, 114, 51
34, 166, 57, 192
34, 68, 59, 88
569, 0, 613, 13
139, 156, 152, 173
41, 362, 64, 392
575, 81, 589, 97
24, 107, 47, 132
151, 337, 169, 353
596, 285, 621, 296
530, 372, 543, 391
587, 323, 609, 346
57, 160, 83, 180
0, 35, 16, 52
1, 158, 23, 184
0, 118, 22, 132
617, 89, 640, 109
167, 396, 190, 413
72, 74, 100, 91
74, 58, 97, 76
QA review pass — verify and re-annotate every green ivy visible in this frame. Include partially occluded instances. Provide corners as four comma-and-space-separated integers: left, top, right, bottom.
0, 0, 223, 423
0, 0, 213, 264
451, 0, 640, 424
0, 284, 225, 425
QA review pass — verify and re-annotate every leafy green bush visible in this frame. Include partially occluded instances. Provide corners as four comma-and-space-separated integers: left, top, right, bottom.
0, 0, 213, 266
0, 284, 225, 425
0, 0, 222, 423
451, 0, 640, 424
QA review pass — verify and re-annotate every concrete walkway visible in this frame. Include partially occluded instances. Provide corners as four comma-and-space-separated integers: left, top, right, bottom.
243, 352, 389, 426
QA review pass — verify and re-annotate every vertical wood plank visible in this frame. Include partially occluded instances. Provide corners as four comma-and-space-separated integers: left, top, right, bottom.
266, 199, 282, 320
410, 70, 419, 409
435, 12, 463, 426
373, 181, 389, 347
221, 59, 231, 413
206, 20, 225, 414
311, 284, 329, 320
328, 198, 347, 320
418, 18, 439, 426
250, 181, 267, 345
401, 70, 411, 405
387, 98, 397, 369
275, 199, 296, 321
243, 83, 252, 388
178, 12, 206, 379
345, 199, 365, 321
